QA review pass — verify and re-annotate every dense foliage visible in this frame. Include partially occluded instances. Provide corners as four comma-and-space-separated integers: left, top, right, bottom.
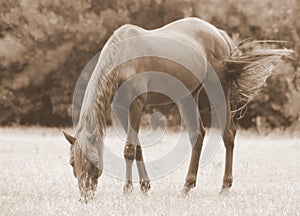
0, 0, 299, 128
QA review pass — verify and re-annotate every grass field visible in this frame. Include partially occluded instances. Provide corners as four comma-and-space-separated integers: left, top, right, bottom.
0, 127, 299, 216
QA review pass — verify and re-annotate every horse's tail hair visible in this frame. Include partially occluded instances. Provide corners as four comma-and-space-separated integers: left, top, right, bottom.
224, 40, 294, 107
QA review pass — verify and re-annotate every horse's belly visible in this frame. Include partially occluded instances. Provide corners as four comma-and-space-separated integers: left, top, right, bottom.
144, 92, 174, 105
117, 57, 204, 105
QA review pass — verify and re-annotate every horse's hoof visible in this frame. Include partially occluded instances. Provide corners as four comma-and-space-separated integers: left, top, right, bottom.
222, 176, 233, 188
181, 186, 190, 197
219, 187, 230, 195
123, 184, 133, 196
140, 180, 150, 194
181, 180, 195, 197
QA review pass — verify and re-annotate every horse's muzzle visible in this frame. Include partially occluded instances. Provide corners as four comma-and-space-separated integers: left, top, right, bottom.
78, 173, 98, 202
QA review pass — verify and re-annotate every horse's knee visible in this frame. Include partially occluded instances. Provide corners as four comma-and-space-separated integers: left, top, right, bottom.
124, 142, 136, 161
223, 129, 235, 150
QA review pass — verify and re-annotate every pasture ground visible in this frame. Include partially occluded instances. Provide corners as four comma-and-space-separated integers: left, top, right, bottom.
0, 127, 299, 216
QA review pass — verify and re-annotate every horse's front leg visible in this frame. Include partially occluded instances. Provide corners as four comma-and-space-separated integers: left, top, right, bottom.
123, 99, 144, 195
136, 142, 150, 194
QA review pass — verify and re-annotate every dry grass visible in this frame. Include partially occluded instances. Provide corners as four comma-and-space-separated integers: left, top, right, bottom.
0, 127, 299, 216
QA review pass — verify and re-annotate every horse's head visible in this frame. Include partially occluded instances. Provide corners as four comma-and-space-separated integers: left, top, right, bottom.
63, 131, 102, 201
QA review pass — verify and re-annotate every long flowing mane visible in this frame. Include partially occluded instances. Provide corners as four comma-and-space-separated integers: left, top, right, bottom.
75, 34, 120, 168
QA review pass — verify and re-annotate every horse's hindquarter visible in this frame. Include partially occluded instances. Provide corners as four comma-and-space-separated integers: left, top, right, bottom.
113, 18, 230, 105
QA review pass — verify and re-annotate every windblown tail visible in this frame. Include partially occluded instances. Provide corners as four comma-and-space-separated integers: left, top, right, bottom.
224, 40, 294, 108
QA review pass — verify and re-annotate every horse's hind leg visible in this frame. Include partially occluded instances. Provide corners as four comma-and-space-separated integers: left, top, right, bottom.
220, 88, 236, 192
221, 117, 236, 192
123, 99, 144, 195
183, 122, 205, 195
180, 90, 205, 195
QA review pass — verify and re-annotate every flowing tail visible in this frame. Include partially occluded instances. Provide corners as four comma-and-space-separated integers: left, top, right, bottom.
224, 40, 294, 110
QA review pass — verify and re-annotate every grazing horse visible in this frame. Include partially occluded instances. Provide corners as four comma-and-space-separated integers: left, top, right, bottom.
63, 17, 293, 200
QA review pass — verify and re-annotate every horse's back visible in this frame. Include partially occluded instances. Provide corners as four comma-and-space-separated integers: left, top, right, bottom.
107, 18, 231, 105
113, 18, 231, 59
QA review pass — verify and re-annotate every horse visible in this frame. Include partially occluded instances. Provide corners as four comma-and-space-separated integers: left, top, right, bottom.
62, 17, 293, 201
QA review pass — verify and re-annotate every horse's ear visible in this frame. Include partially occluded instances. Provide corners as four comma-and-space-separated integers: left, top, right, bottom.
62, 131, 75, 145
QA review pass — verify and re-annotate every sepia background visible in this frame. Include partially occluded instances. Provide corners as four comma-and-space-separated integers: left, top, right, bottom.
1, 1, 300, 215
1, 0, 299, 129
